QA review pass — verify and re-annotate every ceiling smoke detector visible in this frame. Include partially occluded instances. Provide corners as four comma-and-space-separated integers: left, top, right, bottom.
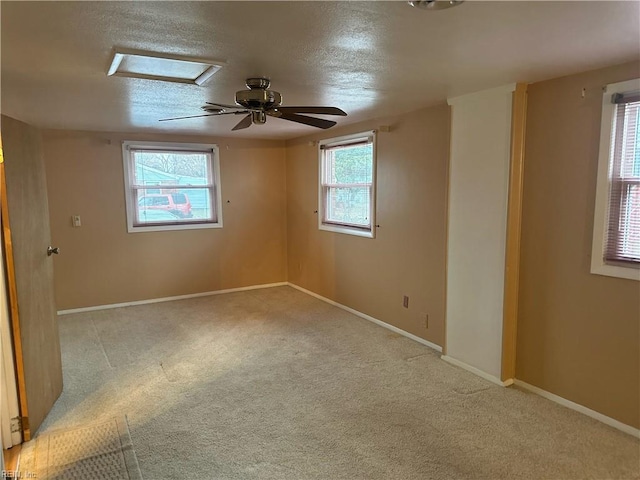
408, 1, 464, 10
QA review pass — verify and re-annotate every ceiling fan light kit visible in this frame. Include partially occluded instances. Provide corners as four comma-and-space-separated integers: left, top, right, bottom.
159, 77, 348, 131
408, 0, 464, 11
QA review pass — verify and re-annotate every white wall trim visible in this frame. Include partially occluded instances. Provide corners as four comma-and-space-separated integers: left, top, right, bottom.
441, 355, 513, 387
287, 283, 443, 353
57, 282, 289, 315
514, 380, 640, 439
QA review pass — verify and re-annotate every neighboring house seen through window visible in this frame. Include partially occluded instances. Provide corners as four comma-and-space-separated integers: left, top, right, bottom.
319, 132, 377, 238
122, 141, 222, 232
592, 78, 640, 280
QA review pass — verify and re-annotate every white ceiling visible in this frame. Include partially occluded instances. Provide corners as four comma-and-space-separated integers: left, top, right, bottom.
1, 1, 639, 140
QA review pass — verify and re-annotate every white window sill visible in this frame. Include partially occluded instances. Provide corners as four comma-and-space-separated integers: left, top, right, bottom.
590, 261, 640, 281
128, 222, 222, 233
319, 223, 375, 238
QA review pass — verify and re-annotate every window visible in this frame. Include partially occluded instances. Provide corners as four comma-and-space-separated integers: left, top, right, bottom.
319, 131, 376, 238
122, 141, 222, 232
591, 78, 640, 280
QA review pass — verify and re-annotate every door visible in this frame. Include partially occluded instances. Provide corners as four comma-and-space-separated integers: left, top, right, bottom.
0, 116, 63, 440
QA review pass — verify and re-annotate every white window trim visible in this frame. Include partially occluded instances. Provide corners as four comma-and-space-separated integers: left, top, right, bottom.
591, 78, 640, 281
122, 141, 223, 233
318, 131, 377, 239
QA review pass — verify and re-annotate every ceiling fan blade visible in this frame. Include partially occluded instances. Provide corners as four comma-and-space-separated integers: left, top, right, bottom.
159, 111, 249, 122
271, 111, 337, 129
273, 106, 347, 116
232, 114, 253, 131
159, 113, 221, 122
206, 101, 244, 110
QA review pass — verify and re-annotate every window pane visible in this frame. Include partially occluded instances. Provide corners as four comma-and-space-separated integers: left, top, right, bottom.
136, 188, 214, 224
327, 144, 373, 184
326, 186, 370, 226
620, 183, 640, 259
618, 102, 640, 179
182, 188, 214, 221
133, 151, 210, 186
608, 101, 640, 263
619, 103, 640, 259
137, 209, 183, 224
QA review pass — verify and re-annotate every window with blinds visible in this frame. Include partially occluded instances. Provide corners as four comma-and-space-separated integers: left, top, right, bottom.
591, 79, 640, 280
606, 96, 640, 264
122, 141, 222, 233
318, 132, 376, 238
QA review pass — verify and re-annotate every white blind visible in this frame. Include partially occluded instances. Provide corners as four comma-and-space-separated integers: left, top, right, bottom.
605, 99, 640, 264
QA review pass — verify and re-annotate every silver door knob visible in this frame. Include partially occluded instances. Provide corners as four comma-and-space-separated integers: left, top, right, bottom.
47, 246, 60, 256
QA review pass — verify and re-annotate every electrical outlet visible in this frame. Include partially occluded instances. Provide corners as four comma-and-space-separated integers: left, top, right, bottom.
424, 314, 429, 329
403, 295, 409, 308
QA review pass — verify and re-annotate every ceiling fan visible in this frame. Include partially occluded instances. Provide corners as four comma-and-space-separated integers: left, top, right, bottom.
160, 78, 347, 131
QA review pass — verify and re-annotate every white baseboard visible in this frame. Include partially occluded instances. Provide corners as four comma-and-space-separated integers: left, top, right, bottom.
287, 282, 443, 353
441, 355, 513, 387
514, 379, 640, 439
56, 282, 289, 315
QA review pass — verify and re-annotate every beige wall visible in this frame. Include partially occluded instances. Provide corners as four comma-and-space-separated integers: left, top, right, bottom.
43, 130, 287, 310
286, 106, 450, 347
517, 62, 640, 428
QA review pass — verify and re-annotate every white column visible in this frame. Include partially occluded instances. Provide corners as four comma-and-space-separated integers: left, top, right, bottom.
444, 84, 515, 383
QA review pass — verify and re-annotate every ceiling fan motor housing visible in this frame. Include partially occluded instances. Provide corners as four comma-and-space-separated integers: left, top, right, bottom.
235, 77, 282, 110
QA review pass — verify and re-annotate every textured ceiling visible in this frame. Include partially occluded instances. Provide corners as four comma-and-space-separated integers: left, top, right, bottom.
1, 1, 639, 140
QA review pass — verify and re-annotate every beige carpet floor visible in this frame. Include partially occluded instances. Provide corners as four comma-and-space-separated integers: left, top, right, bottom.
37, 286, 639, 479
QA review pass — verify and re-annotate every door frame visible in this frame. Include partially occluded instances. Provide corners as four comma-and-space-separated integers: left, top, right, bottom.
0, 150, 30, 442
1, 235, 22, 448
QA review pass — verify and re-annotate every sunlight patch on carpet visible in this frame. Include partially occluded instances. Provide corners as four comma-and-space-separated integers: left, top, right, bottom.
19, 417, 142, 480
